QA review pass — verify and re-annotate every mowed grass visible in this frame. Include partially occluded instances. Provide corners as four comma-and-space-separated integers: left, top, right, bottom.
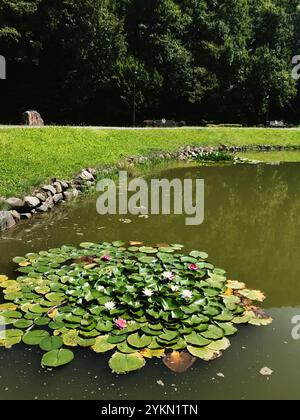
1, 126, 300, 197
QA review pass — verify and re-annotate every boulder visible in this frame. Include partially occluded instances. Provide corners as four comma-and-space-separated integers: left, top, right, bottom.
55, 180, 69, 190
42, 185, 57, 195
36, 203, 49, 212
5, 197, 25, 210
53, 193, 63, 203
63, 189, 80, 201
45, 196, 55, 209
35, 192, 47, 202
79, 170, 94, 181
53, 182, 63, 193
22, 110, 44, 126
24, 196, 40, 208
10, 210, 21, 223
0, 211, 16, 231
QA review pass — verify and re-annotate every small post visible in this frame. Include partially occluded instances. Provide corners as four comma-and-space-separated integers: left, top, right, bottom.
0, 55, 6, 79
133, 71, 138, 128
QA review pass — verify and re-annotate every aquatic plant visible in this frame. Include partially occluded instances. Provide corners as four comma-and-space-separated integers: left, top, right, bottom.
0, 242, 272, 374
194, 151, 234, 162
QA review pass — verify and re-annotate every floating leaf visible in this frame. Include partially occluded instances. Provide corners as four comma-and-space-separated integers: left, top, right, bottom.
109, 352, 145, 374
207, 337, 231, 351
201, 326, 224, 340
91, 335, 116, 353
127, 333, 152, 349
23, 330, 50, 345
184, 332, 211, 347
140, 348, 165, 359
216, 322, 238, 336
42, 349, 74, 368
239, 289, 266, 302
139, 247, 157, 254
117, 341, 138, 354
0, 329, 23, 348
39, 336, 63, 351
62, 330, 79, 347
14, 319, 33, 329
226, 280, 246, 290
190, 251, 208, 259
187, 346, 221, 361
0, 303, 17, 311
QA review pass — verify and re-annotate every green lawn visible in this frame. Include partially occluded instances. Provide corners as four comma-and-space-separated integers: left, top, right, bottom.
1, 126, 300, 197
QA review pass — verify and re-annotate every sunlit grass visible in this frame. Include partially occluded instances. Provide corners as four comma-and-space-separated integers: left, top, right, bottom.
1, 126, 300, 197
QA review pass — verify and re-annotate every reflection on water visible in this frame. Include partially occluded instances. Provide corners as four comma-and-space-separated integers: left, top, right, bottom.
1, 162, 300, 400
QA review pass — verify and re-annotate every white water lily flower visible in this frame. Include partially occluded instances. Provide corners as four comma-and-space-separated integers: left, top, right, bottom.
181, 290, 193, 300
170, 285, 179, 292
163, 271, 175, 281
143, 288, 154, 297
105, 301, 116, 310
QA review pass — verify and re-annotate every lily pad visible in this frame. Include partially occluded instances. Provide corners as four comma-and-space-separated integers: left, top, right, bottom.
91, 335, 116, 353
201, 326, 224, 340
187, 346, 221, 361
184, 332, 211, 347
23, 330, 50, 345
127, 333, 152, 349
39, 336, 63, 351
109, 351, 145, 374
42, 349, 74, 368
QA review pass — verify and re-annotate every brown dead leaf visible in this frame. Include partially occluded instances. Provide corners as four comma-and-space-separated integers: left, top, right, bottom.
247, 306, 271, 320
19, 261, 31, 267
156, 243, 170, 248
129, 241, 144, 246
163, 351, 196, 373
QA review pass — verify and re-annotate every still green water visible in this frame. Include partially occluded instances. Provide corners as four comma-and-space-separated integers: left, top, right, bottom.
0, 160, 300, 400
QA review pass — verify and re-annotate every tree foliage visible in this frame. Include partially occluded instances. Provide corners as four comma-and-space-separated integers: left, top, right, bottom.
0, 0, 299, 125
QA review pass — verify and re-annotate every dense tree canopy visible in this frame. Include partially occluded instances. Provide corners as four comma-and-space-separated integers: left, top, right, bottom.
1, 0, 300, 125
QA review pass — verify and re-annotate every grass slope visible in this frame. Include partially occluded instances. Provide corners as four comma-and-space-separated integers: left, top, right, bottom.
1, 126, 300, 197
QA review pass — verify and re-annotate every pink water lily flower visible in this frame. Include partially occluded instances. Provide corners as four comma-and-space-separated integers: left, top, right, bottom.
188, 263, 199, 271
164, 271, 175, 281
115, 318, 127, 329
101, 254, 112, 262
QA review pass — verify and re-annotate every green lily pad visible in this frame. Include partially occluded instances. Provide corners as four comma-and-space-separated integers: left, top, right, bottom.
187, 346, 221, 361
39, 336, 63, 351
117, 341, 139, 354
127, 333, 152, 349
185, 332, 211, 347
201, 325, 224, 340
13, 319, 33, 329
109, 351, 145, 374
23, 330, 50, 345
42, 349, 74, 368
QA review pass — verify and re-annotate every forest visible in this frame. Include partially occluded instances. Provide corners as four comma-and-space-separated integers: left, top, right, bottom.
1, 0, 300, 125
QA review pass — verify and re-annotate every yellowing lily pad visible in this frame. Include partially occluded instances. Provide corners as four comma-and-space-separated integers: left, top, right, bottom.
187, 346, 221, 361
91, 335, 116, 353
239, 289, 266, 302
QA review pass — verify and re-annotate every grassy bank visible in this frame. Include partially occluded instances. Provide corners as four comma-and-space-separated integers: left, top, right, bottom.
1, 126, 300, 197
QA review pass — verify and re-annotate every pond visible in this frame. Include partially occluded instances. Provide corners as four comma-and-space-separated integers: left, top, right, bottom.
1, 157, 300, 400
